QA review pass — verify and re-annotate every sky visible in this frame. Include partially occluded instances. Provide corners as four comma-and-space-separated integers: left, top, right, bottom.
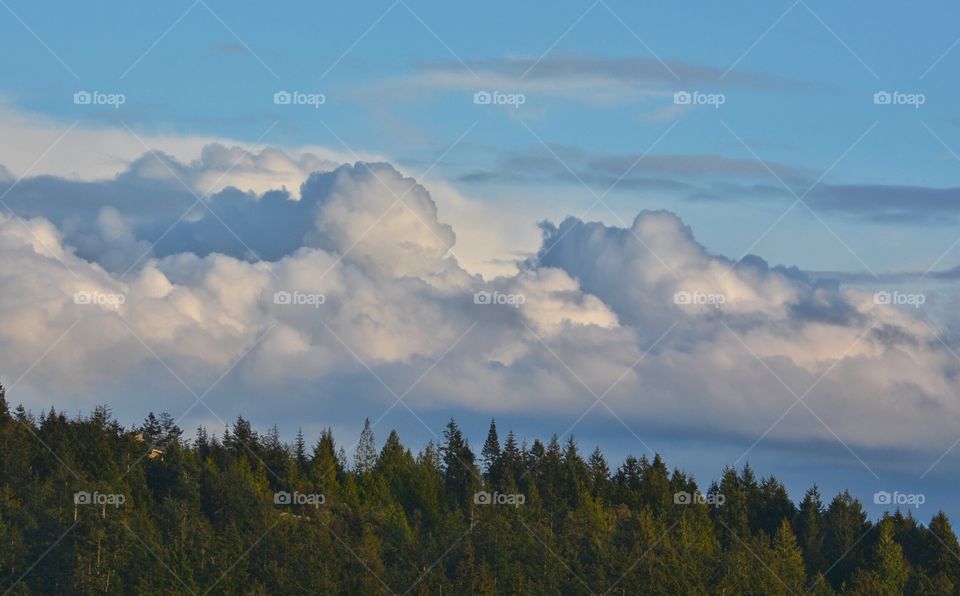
2, 0, 960, 519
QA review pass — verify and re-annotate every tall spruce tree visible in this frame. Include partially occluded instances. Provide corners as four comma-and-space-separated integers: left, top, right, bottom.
480, 418, 500, 478
442, 418, 477, 508
796, 484, 828, 576
0, 384, 8, 422
354, 417, 377, 473
294, 427, 308, 470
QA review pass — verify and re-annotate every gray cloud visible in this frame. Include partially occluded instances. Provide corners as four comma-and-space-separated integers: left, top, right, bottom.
456, 143, 960, 224
357, 54, 828, 119
418, 54, 827, 92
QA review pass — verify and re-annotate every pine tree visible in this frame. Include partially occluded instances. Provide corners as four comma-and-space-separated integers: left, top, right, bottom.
442, 418, 477, 509
875, 517, 909, 594
158, 412, 182, 445
194, 425, 209, 458
294, 428, 308, 470
771, 519, 807, 594
261, 424, 288, 486
311, 428, 341, 490
480, 419, 500, 477
924, 511, 960, 584
796, 484, 827, 576
354, 417, 377, 473
0, 383, 9, 422
823, 490, 871, 589
587, 446, 609, 496
226, 415, 258, 458
501, 430, 521, 485
140, 412, 162, 444
757, 476, 795, 537
561, 436, 586, 506
715, 466, 750, 543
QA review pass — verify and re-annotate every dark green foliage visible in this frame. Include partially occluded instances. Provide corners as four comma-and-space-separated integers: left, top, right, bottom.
481, 418, 501, 477
0, 392, 955, 594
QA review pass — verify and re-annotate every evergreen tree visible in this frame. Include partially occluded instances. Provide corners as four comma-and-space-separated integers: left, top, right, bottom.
354, 417, 378, 473
756, 475, 795, 537
194, 425, 210, 458
822, 490, 871, 590
294, 427, 308, 470
771, 519, 808, 593
480, 418, 500, 477
158, 412, 182, 445
0, 384, 9, 422
140, 412, 162, 444
587, 446, 609, 497
225, 415, 258, 458
311, 428, 341, 488
796, 484, 828, 577
874, 517, 909, 594
441, 418, 478, 509
924, 511, 960, 585
501, 430, 522, 485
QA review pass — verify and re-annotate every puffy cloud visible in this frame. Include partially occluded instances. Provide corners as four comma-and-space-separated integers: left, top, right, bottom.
0, 101, 365, 184
0, 148, 958, 460
123, 142, 339, 199
533, 211, 960, 448
0, 144, 522, 280
305, 163, 461, 281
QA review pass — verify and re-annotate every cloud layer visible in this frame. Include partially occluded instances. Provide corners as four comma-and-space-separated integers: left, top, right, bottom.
1, 147, 958, 459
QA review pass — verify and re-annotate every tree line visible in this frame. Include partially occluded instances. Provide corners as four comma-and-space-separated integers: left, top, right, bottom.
0, 385, 958, 594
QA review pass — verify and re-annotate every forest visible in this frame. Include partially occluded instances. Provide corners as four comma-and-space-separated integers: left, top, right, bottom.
1, 384, 958, 595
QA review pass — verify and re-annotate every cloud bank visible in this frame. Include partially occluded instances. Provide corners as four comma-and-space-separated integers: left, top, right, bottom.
1, 147, 958, 459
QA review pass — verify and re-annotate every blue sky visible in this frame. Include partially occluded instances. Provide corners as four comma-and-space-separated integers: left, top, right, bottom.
3, 0, 960, 518
6, 2, 960, 256
44, 1, 960, 271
